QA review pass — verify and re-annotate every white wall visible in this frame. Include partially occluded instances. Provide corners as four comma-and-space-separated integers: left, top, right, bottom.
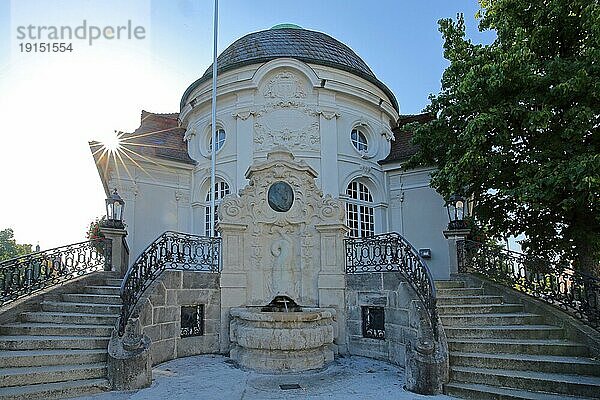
107, 160, 193, 260
386, 166, 450, 279
181, 58, 398, 236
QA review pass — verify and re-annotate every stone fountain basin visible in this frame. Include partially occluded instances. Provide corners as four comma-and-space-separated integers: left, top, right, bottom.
229, 307, 336, 372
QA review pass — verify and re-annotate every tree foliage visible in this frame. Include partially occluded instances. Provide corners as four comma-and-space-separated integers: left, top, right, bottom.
409, 0, 600, 276
0, 228, 33, 262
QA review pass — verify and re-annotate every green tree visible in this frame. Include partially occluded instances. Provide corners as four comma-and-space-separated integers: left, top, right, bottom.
0, 228, 33, 262
409, 0, 600, 276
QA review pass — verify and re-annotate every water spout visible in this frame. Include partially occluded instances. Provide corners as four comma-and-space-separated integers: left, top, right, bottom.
261, 295, 302, 312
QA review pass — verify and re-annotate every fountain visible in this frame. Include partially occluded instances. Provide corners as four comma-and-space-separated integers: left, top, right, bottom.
218, 150, 347, 373
230, 296, 335, 372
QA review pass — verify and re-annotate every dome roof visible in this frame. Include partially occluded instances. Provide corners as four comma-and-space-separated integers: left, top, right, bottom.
180, 27, 398, 111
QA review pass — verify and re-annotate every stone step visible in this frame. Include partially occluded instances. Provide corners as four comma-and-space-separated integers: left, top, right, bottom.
0, 378, 109, 400
440, 312, 545, 326
104, 278, 123, 286
0, 335, 109, 351
84, 285, 121, 295
0, 349, 107, 368
61, 293, 121, 304
0, 323, 113, 337
0, 363, 107, 388
450, 352, 600, 376
21, 311, 118, 325
437, 295, 504, 306
437, 287, 484, 296
450, 366, 600, 398
42, 301, 121, 314
445, 382, 596, 400
438, 303, 524, 315
435, 280, 466, 289
448, 338, 589, 357
445, 325, 565, 340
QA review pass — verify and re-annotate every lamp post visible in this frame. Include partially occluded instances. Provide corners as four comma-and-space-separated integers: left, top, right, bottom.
443, 193, 472, 275
99, 188, 129, 276
104, 188, 125, 229
445, 193, 470, 230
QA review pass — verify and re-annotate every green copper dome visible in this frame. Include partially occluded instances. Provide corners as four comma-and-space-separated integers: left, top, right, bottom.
270, 23, 302, 30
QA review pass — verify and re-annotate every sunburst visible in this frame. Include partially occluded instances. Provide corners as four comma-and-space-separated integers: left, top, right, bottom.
90, 126, 184, 185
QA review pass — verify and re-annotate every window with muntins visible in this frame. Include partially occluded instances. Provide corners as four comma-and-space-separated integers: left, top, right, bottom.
346, 181, 374, 237
208, 128, 226, 152
205, 180, 230, 236
351, 129, 368, 153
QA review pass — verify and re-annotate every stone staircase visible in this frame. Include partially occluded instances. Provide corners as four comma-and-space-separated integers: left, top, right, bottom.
0, 276, 123, 400
436, 279, 600, 400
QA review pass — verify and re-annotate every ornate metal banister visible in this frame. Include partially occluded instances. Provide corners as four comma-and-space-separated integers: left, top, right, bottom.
118, 231, 221, 336
345, 232, 438, 338
458, 239, 599, 330
0, 238, 111, 307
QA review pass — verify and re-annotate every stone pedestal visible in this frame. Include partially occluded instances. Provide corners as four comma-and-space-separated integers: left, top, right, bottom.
443, 229, 470, 275
229, 307, 335, 372
100, 226, 129, 277
405, 338, 447, 395
107, 317, 152, 390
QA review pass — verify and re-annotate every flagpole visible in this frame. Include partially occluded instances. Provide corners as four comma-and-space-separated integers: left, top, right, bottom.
210, 0, 218, 237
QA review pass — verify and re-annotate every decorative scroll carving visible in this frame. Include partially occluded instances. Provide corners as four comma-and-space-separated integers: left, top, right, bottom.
263, 71, 306, 100
232, 111, 255, 120
219, 150, 345, 305
381, 127, 395, 141
360, 165, 373, 176
183, 125, 196, 141
174, 189, 190, 203
254, 71, 320, 152
317, 109, 341, 120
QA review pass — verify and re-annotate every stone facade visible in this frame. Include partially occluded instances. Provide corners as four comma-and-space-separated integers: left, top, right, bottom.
134, 270, 221, 365
345, 272, 448, 394
346, 272, 418, 365
218, 150, 348, 354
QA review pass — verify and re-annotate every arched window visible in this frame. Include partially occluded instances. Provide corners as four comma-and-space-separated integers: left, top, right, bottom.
205, 180, 230, 236
351, 129, 368, 153
346, 181, 374, 237
208, 128, 226, 152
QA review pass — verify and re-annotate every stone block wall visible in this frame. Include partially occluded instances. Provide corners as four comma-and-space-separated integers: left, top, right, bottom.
346, 272, 420, 367
135, 270, 220, 365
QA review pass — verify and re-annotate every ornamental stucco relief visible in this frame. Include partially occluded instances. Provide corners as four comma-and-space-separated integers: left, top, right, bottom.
218, 150, 345, 305
254, 71, 320, 152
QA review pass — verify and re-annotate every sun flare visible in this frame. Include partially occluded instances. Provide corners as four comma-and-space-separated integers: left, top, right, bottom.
102, 131, 123, 152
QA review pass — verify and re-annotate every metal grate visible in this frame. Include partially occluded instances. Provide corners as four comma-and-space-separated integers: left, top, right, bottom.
279, 384, 301, 390
181, 304, 204, 337
362, 306, 385, 339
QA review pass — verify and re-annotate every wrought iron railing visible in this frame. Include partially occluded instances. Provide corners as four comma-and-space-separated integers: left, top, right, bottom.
118, 231, 221, 335
345, 232, 439, 338
0, 239, 111, 307
458, 239, 599, 330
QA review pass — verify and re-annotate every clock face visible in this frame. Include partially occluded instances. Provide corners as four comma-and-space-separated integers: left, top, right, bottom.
268, 181, 294, 212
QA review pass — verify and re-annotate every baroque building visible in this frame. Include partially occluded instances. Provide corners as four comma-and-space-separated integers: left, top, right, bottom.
1, 23, 598, 400
96, 24, 450, 279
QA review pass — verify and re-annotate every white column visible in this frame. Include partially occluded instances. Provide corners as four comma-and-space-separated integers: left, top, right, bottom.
318, 109, 340, 196
234, 112, 254, 189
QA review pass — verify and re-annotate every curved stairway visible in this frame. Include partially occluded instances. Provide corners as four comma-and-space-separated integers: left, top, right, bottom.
0, 274, 122, 400
436, 279, 600, 399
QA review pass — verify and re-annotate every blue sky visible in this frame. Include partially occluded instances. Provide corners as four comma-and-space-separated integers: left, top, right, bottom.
0, 0, 494, 248
148, 0, 494, 114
